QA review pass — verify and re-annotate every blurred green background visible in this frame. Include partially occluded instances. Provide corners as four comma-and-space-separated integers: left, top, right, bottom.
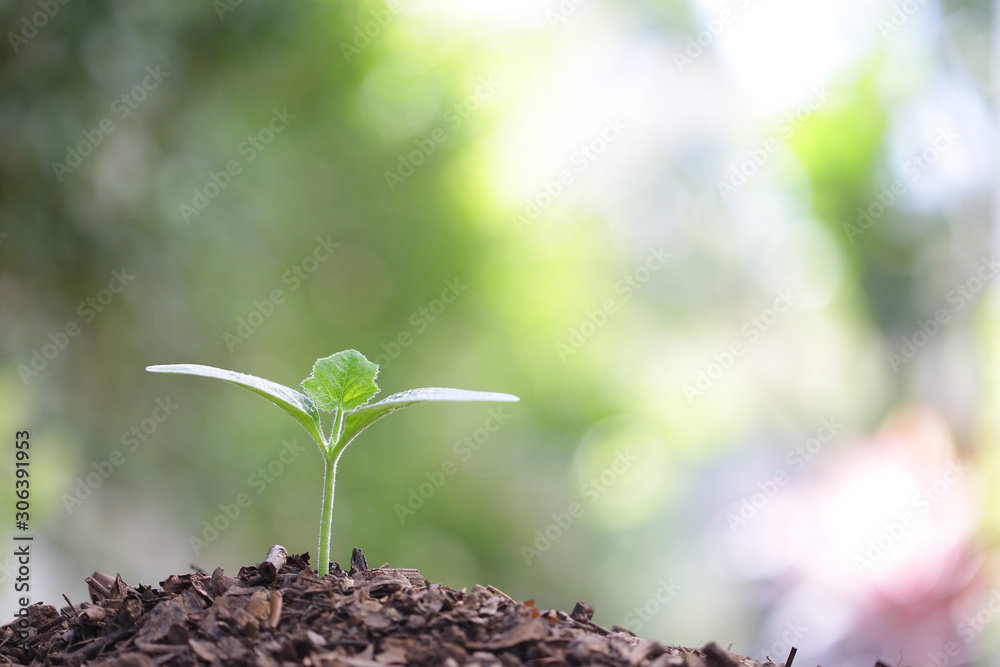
1, 0, 998, 664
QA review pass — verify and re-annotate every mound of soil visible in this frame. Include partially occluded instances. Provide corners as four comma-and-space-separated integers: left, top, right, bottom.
0, 547, 844, 667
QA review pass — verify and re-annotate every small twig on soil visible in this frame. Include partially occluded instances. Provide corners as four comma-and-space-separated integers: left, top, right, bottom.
35, 615, 69, 634
785, 646, 797, 667
62, 594, 76, 614
487, 585, 515, 603
259, 544, 289, 584
85, 575, 111, 600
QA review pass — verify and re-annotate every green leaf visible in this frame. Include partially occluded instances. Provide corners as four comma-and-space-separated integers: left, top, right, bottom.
146, 363, 326, 448
301, 350, 380, 413
336, 387, 519, 455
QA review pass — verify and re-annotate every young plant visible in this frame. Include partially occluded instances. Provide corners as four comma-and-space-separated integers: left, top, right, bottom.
147, 349, 518, 575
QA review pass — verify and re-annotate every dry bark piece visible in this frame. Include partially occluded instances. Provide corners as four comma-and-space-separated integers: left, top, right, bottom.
571, 601, 595, 622
120, 596, 143, 625
79, 605, 108, 625
208, 566, 241, 597
105, 573, 128, 601
233, 607, 260, 637
701, 642, 741, 667
246, 589, 272, 621
134, 597, 188, 645
351, 547, 369, 573
480, 596, 501, 616
188, 638, 218, 661
269, 590, 284, 629
158, 573, 188, 595
189, 573, 214, 603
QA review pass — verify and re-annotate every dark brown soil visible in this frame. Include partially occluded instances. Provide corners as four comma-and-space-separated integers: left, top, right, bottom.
0, 547, 868, 667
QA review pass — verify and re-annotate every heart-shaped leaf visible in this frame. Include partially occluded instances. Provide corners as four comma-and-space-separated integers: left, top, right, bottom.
301, 350, 380, 413
337, 387, 519, 455
147, 363, 325, 448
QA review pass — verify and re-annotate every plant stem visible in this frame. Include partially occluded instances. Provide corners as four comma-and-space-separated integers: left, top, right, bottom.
317, 453, 338, 576
317, 409, 348, 576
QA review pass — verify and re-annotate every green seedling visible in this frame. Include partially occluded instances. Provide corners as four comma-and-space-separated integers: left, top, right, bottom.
147, 349, 518, 575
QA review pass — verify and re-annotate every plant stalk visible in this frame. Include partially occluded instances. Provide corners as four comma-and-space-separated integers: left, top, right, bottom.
316, 407, 348, 575
317, 453, 338, 576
